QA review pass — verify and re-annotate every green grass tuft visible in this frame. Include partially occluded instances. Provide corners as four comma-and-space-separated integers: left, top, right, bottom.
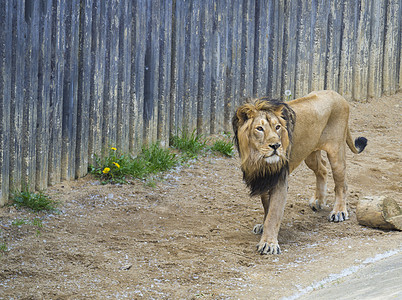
140, 143, 178, 174
210, 140, 234, 157
170, 129, 207, 158
0, 242, 7, 254
11, 189, 58, 212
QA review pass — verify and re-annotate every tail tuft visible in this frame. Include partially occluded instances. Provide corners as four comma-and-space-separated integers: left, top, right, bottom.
355, 137, 367, 153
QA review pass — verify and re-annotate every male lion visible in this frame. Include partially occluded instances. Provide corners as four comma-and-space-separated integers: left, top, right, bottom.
232, 90, 367, 255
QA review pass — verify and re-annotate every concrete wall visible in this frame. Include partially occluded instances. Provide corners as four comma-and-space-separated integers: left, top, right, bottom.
0, 0, 401, 205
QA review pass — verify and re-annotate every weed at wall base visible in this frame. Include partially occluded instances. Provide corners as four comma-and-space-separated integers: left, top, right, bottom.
11, 189, 58, 212
89, 132, 234, 184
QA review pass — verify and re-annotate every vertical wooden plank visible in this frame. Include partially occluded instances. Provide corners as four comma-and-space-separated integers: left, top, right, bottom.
75, 0, 92, 178
36, 0, 53, 189
210, 0, 228, 133
240, 0, 255, 100
226, 0, 243, 131
253, 0, 271, 97
399, 0, 402, 92
116, 0, 131, 153
196, 0, 213, 135
102, 0, 119, 151
61, 0, 79, 181
88, 0, 106, 162
266, 0, 278, 98
48, 0, 65, 185
157, 0, 172, 146
223, 1, 235, 132
353, 0, 372, 101
182, 0, 200, 133
10, 0, 25, 192
143, 0, 160, 144
22, 0, 40, 190
169, 0, 179, 138
0, 0, 12, 205
269, 0, 285, 99
130, 0, 146, 152
367, 0, 385, 99
182, 0, 191, 132
338, 0, 357, 100
174, 0, 188, 134
281, 0, 299, 99
324, 0, 343, 92
294, 0, 312, 98
310, 0, 329, 93
382, 0, 400, 95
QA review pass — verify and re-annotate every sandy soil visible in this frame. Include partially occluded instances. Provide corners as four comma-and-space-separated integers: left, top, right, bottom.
1, 93, 401, 299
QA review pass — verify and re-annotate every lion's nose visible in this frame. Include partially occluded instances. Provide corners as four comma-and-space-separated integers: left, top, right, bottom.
269, 143, 281, 150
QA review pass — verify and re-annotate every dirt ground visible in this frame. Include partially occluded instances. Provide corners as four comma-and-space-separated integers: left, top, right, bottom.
1, 93, 401, 299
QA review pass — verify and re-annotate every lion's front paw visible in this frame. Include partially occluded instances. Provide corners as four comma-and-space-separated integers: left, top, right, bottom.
309, 198, 324, 211
329, 210, 349, 222
253, 224, 264, 235
256, 241, 281, 255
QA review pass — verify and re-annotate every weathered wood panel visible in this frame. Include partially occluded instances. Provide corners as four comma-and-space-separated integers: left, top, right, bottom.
295, 0, 312, 98
338, 0, 357, 100
36, 0, 53, 189
325, 0, 343, 92
210, 0, 228, 134
281, 0, 299, 99
88, 0, 105, 163
23, 0, 40, 190
157, 0, 172, 145
382, 0, 401, 95
75, 0, 92, 178
240, 0, 255, 100
117, 0, 132, 153
0, 0, 12, 205
61, 0, 80, 181
9, 0, 25, 194
130, 0, 146, 150
0, 0, 401, 205
48, 0, 65, 186
196, 0, 213, 135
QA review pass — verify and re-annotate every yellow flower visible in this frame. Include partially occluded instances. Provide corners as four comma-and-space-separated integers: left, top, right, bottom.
113, 162, 120, 168
111, 147, 117, 151
102, 167, 110, 174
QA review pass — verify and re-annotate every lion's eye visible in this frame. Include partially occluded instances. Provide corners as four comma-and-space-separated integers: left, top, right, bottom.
256, 126, 264, 132
275, 125, 281, 131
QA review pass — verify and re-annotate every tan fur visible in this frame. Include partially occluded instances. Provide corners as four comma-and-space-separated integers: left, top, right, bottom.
233, 90, 367, 254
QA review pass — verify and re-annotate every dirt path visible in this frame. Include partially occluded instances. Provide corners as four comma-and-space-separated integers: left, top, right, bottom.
1, 93, 401, 299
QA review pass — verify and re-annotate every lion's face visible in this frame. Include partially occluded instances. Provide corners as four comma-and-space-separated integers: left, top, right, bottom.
232, 99, 296, 195
245, 111, 289, 165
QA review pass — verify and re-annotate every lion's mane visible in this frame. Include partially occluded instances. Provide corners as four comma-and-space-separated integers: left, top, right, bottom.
232, 98, 296, 196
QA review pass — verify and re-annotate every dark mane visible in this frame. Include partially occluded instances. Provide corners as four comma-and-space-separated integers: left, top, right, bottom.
244, 163, 289, 196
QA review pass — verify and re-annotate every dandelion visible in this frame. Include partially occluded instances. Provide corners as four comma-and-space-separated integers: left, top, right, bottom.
284, 90, 292, 101
111, 147, 117, 151
102, 167, 111, 174
113, 162, 120, 168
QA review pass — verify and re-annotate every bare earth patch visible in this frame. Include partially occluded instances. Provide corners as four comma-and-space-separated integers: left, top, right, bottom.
1, 93, 401, 299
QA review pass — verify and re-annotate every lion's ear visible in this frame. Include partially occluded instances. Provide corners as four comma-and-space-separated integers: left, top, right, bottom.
235, 103, 257, 126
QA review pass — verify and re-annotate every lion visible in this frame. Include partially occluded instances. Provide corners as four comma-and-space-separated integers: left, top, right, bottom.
232, 90, 367, 255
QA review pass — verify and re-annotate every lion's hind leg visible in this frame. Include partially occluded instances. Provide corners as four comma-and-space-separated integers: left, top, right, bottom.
326, 146, 348, 222
305, 151, 328, 211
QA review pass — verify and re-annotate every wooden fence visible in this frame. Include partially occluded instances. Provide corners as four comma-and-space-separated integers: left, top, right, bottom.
0, 0, 401, 206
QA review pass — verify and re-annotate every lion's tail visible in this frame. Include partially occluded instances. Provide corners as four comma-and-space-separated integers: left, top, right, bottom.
346, 128, 367, 154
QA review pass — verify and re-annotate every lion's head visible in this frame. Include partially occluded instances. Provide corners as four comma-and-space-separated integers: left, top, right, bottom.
232, 98, 296, 196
